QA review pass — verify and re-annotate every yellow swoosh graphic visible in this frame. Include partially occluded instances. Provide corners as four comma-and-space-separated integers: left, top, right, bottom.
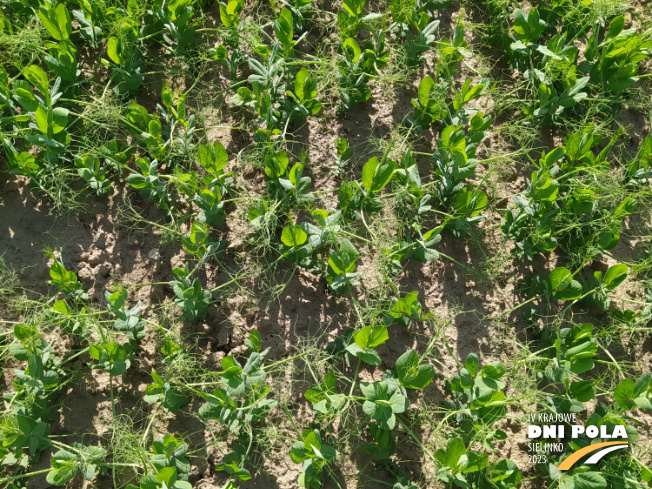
557, 441, 628, 471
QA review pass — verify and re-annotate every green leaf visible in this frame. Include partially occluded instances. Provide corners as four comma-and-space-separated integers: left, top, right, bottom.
490, 459, 522, 486
342, 37, 362, 62
418, 76, 435, 105
464, 353, 479, 378
445, 438, 467, 469
549, 267, 571, 292
107, 36, 122, 64
464, 452, 489, 473
157, 466, 178, 485
454, 190, 488, 217
52, 107, 69, 134
603, 264, 628, 291
569, 380, 594, 402
47, 450, 78, 485
396, 350, 435, 390
35, 105, 49, 134
47, 465, 77, 485
405, 364, 435, 390
371, 161, 397, 193
281, 225, 308, 247
573, 472, 607, 489
395, 349, 418, 380
354, 325, 388, 349
614, 379, 636, 410
606, 16, 625, 39
274, 8, 294, 48
549, 267, 582, 301
361, 157, 379, 192
265, 150, 289, 179
558, 283, 582, 302
512, 9, 528, 41
148, 119, 162, 139
23, 65, 50, 95
198, 141, 228, 174
39, 4, 72, 41
345, 343, 381, 365
247, 330, 262, 352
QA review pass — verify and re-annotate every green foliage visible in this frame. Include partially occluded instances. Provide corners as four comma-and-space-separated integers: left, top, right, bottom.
446, 353, 508, 441
338, 154, 396, 220
144, 371, 189, 413
614, 374, 652, 411
47, 445, 106, 486
290, 429, 338, 488
46, 250, 88, 301
75, 154, 112, 196
285, 68, 322, 120
1, 322, 63, 469
501, 147, 563, 260
338, 0, 380, 38
150, 0, 197, 55
170, 264, 212, 321
151, 435, 191, 480
337, 37, 383, 112
1, 2, 651, 489
102, 34, 143, 94
503, 125, 637, 263
198, 343, 278, 442
626, 135, 652, 187
3, 65, 72, 190
391, 5, 440, 66
89, 342, 131, 376
263, 149, 315, 205
135, 466, 192, 489
385, 290, 426, 327
389, 348, 435, 390
332, 136, 354, 175
72, 1, 104, 48
127, 157, 171, 213
435, 437, 488, 482
325, 238, 361, 293
38, 3, 72, 41
360, 381, 408, 430
345, 325, 389, 365
219, 0, 244, 29
274, 8, 296, 54
431, 118, 491, 236
388, 222, 443, 265
106, 287, 146, 346
580, 16, 652, 93
507, 9, 651, 124
409, 75, 441, 132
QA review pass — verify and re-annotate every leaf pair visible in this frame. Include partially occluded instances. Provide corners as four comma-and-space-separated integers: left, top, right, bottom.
361, 381, 408, 430
345, 325, 387, 365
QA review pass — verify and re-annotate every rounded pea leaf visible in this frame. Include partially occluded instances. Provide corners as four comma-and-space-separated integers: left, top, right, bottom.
549, 267, 571, 291
569, 380, 595, 402
354, 325, 388, 349
607, 16, 625, 39
603, 264, 628, 291
572, 472, 607, 489
549, 267, 582, 300
614, 378, 636, 410
281, 225, 308, 247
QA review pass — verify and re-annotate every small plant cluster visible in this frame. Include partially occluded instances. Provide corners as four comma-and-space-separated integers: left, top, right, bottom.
499, 125, 651, 322
1, 0, 206, 208
504, 8, 652, 124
